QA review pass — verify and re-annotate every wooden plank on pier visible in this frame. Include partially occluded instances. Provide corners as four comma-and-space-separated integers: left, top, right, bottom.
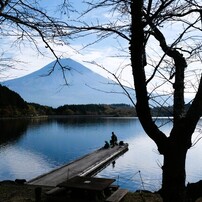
27, 144, 128, 187
105, 189, 128, 202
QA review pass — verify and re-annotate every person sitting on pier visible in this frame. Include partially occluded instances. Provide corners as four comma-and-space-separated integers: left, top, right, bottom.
104, 141, 110, 149
110, 132, 118, 147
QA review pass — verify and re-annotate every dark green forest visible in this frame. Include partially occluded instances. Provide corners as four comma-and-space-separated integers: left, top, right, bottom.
0, 84, 30, 117
0, 84, 179, 117
0, 84, 137, 117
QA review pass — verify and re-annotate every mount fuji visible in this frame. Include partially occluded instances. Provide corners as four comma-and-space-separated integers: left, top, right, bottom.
1, 58, 135, 107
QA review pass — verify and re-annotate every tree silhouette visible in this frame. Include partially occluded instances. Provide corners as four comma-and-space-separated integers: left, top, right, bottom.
1, 0, 202, 201
0, 0, 69, 80
60, 0, 202, 201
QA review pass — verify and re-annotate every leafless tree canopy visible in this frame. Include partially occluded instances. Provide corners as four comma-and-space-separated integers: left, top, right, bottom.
1, 0, 202, 201
63, 0, 202, 110
59, 1, 202, 201
0, 0, 72, 79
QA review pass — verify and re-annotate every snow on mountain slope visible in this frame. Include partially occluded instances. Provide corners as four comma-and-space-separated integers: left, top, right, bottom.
1, 58, 135, 107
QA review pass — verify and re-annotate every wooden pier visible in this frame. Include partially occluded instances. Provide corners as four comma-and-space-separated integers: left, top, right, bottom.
27, 144, 128, 187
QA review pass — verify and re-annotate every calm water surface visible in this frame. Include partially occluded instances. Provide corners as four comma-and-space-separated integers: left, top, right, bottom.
0, 117, 202, 191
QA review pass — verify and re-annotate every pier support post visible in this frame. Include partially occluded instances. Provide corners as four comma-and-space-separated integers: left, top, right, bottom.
35, 187, 42, 202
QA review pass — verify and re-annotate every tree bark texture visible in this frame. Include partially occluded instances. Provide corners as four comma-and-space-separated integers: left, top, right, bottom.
161, 138, 188, 202
130, 1, 189, 201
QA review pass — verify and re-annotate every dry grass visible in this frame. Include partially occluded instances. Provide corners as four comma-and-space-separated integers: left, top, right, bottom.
0, 181, 50, 202
0, 181, 162, 202
122, 192, 162, 202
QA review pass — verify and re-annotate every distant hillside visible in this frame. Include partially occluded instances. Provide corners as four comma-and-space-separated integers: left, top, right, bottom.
0, 85, 52, 117
0, 84, 29, 117
0, 84, 136, 117
56, 104, 137, 117
0, 84, 179, 118
0, 84, 27, 107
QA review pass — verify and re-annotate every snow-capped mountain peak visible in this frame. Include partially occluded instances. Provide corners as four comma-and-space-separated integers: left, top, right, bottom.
1, 58, 135, 107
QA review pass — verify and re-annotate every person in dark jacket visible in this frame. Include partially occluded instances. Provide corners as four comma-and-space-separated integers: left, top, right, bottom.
110, 132, 118, 147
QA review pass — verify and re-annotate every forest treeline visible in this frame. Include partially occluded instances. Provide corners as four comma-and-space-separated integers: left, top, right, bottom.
0, 84, 137, 117
0, 84, 184, 117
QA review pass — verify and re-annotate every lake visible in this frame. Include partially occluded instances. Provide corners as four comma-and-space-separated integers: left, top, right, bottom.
0, 116, 202, 192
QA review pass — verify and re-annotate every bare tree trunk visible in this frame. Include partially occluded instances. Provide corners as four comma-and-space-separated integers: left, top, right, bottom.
161, 139, 187, 202
130, 0, 198, 201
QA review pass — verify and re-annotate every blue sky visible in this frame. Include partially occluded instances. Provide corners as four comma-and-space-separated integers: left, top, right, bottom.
1, 0, 201, 103
0, 0, 132, 87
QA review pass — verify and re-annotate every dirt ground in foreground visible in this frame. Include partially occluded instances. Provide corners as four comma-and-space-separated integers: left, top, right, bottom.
3, 180, 202, 202
0, 180, 162, 202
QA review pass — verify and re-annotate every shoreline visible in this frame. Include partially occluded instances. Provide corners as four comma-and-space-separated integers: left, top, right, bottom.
0, 180, 163, 202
